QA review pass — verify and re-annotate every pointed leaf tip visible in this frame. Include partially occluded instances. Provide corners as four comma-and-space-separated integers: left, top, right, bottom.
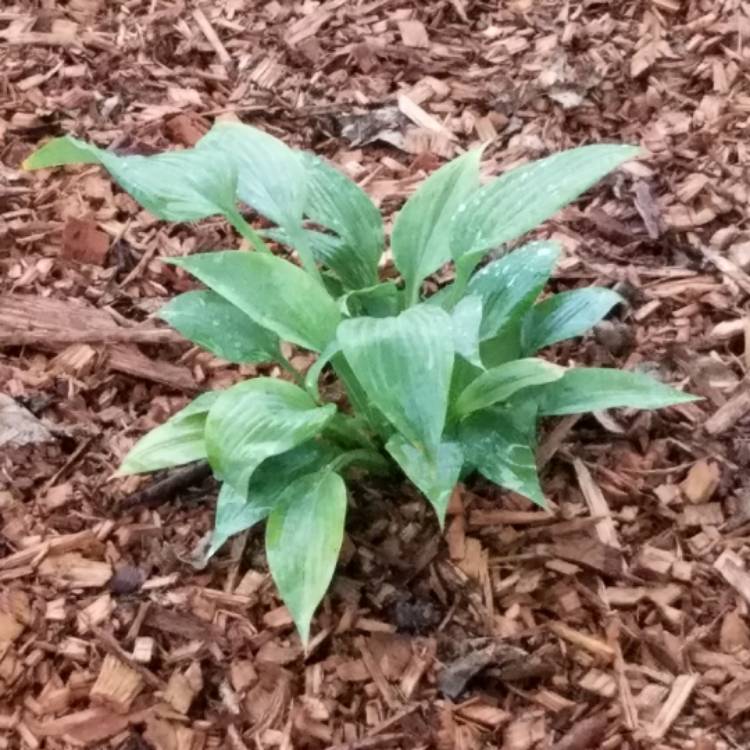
266, 469, 347, 646
451, 144, 640, 263
539, 367, 699, 416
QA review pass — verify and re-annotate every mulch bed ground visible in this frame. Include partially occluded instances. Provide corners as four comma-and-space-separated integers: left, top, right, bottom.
2, 1, 750, 748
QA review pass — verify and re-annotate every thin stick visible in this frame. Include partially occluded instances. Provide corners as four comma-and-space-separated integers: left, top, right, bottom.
192, 8, 232, 65
118, 461, 213, 511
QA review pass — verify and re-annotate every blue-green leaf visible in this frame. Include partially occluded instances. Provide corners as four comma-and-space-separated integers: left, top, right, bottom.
24, 135, 238, 222
266, 469, 347, 646
459, 404, 544, 506
455, 358, 565, 418
392, 149, 483, 303
169, 251, 340, 352
338, 305, 454, 459
199, 122, 307, 233
331, 353, 393, 439
209, 483, 271, 558
23, 136, 101, 168
159, 290, 281, 364
205, 378, 336, 493
538, 368, 699, 416
117, 392, 220, 475
208, 441, 340, 556
450, 144, 639, 262
301, 152, 383, 289
478, 321, 523, 369
467, 241, 561, 340
197, 122, 319, 273
386, 434, 463, 527
450, 294, 483, 368
264, 228, 365, 291
304, 340, 341, 403
520, 288, 623, 355
339, 282, 401, 318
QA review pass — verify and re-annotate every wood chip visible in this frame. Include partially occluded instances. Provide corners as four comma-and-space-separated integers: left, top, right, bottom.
398, 20, 429, 48
548, 622, 615, 661
720, 610, 750, 653
635, 545, 675, 578
714, 550, 750, 606
680, 502, 724, 527
681, 460, 721, 503
705, 388, 750, 435
397, 93, 455, 140
77, 593, 114, 633
163, 662, 203, 714
90, 654, 144, 713
61, 216, 109, 265
192, 8, 231, 65
579, 669, 617, 698
573, 459, 621, 549
647, 674, 698, 741
38, 553, 112, 588
357, 637, 401, 709
132, 637, 155, 664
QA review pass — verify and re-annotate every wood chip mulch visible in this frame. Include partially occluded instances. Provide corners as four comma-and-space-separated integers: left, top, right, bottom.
2, 1, 750, 748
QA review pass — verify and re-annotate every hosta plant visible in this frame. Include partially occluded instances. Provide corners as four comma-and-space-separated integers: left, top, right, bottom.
25, 124, 696, 644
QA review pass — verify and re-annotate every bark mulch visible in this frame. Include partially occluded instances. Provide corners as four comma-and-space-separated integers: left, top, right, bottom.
2, 1, 750, 748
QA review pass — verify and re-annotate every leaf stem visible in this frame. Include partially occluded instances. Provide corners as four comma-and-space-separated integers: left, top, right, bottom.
328, 449, 391, 475
288, 228, 325, 288
304, 341, 340, 403
406, 279, 421, 309
324, 413, 378, 451
226, 208, 272, 254
447, 257, 477, 308
278, 354, 305, 386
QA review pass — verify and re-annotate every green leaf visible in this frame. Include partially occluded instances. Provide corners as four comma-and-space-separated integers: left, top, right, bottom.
392, 149, 483, 303
448, 357, 484, 420
467, 241, 561, 339
199, 122, 307, 233
520, 288, 623, 355
159, 290, 281, 364
24, 135, 238, 222
331, 353, 393, 439
459, 404, 544, 506
209, 440, 340, 556
266, 469, 347, 646
209, 483, 271, 558
450, 294, 483, 368
455, 358, 565, 418
23, 136, 102, 168
169, 251, 340, 352
338, 305, 454, 459
538, 368, 698, 416
450, 144, 639, 262
302, 152, 384, 289
304, 339, 341, 403
264, 228, 362, 290
386, 434, 463, 527
197, 122, 319, 273
205, 378, 336, 493
339, 282, 401, 318
117, 392, 219, 475
323, 413, 379, 451
423, 283, 455, 310
478, 321, 523, 369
